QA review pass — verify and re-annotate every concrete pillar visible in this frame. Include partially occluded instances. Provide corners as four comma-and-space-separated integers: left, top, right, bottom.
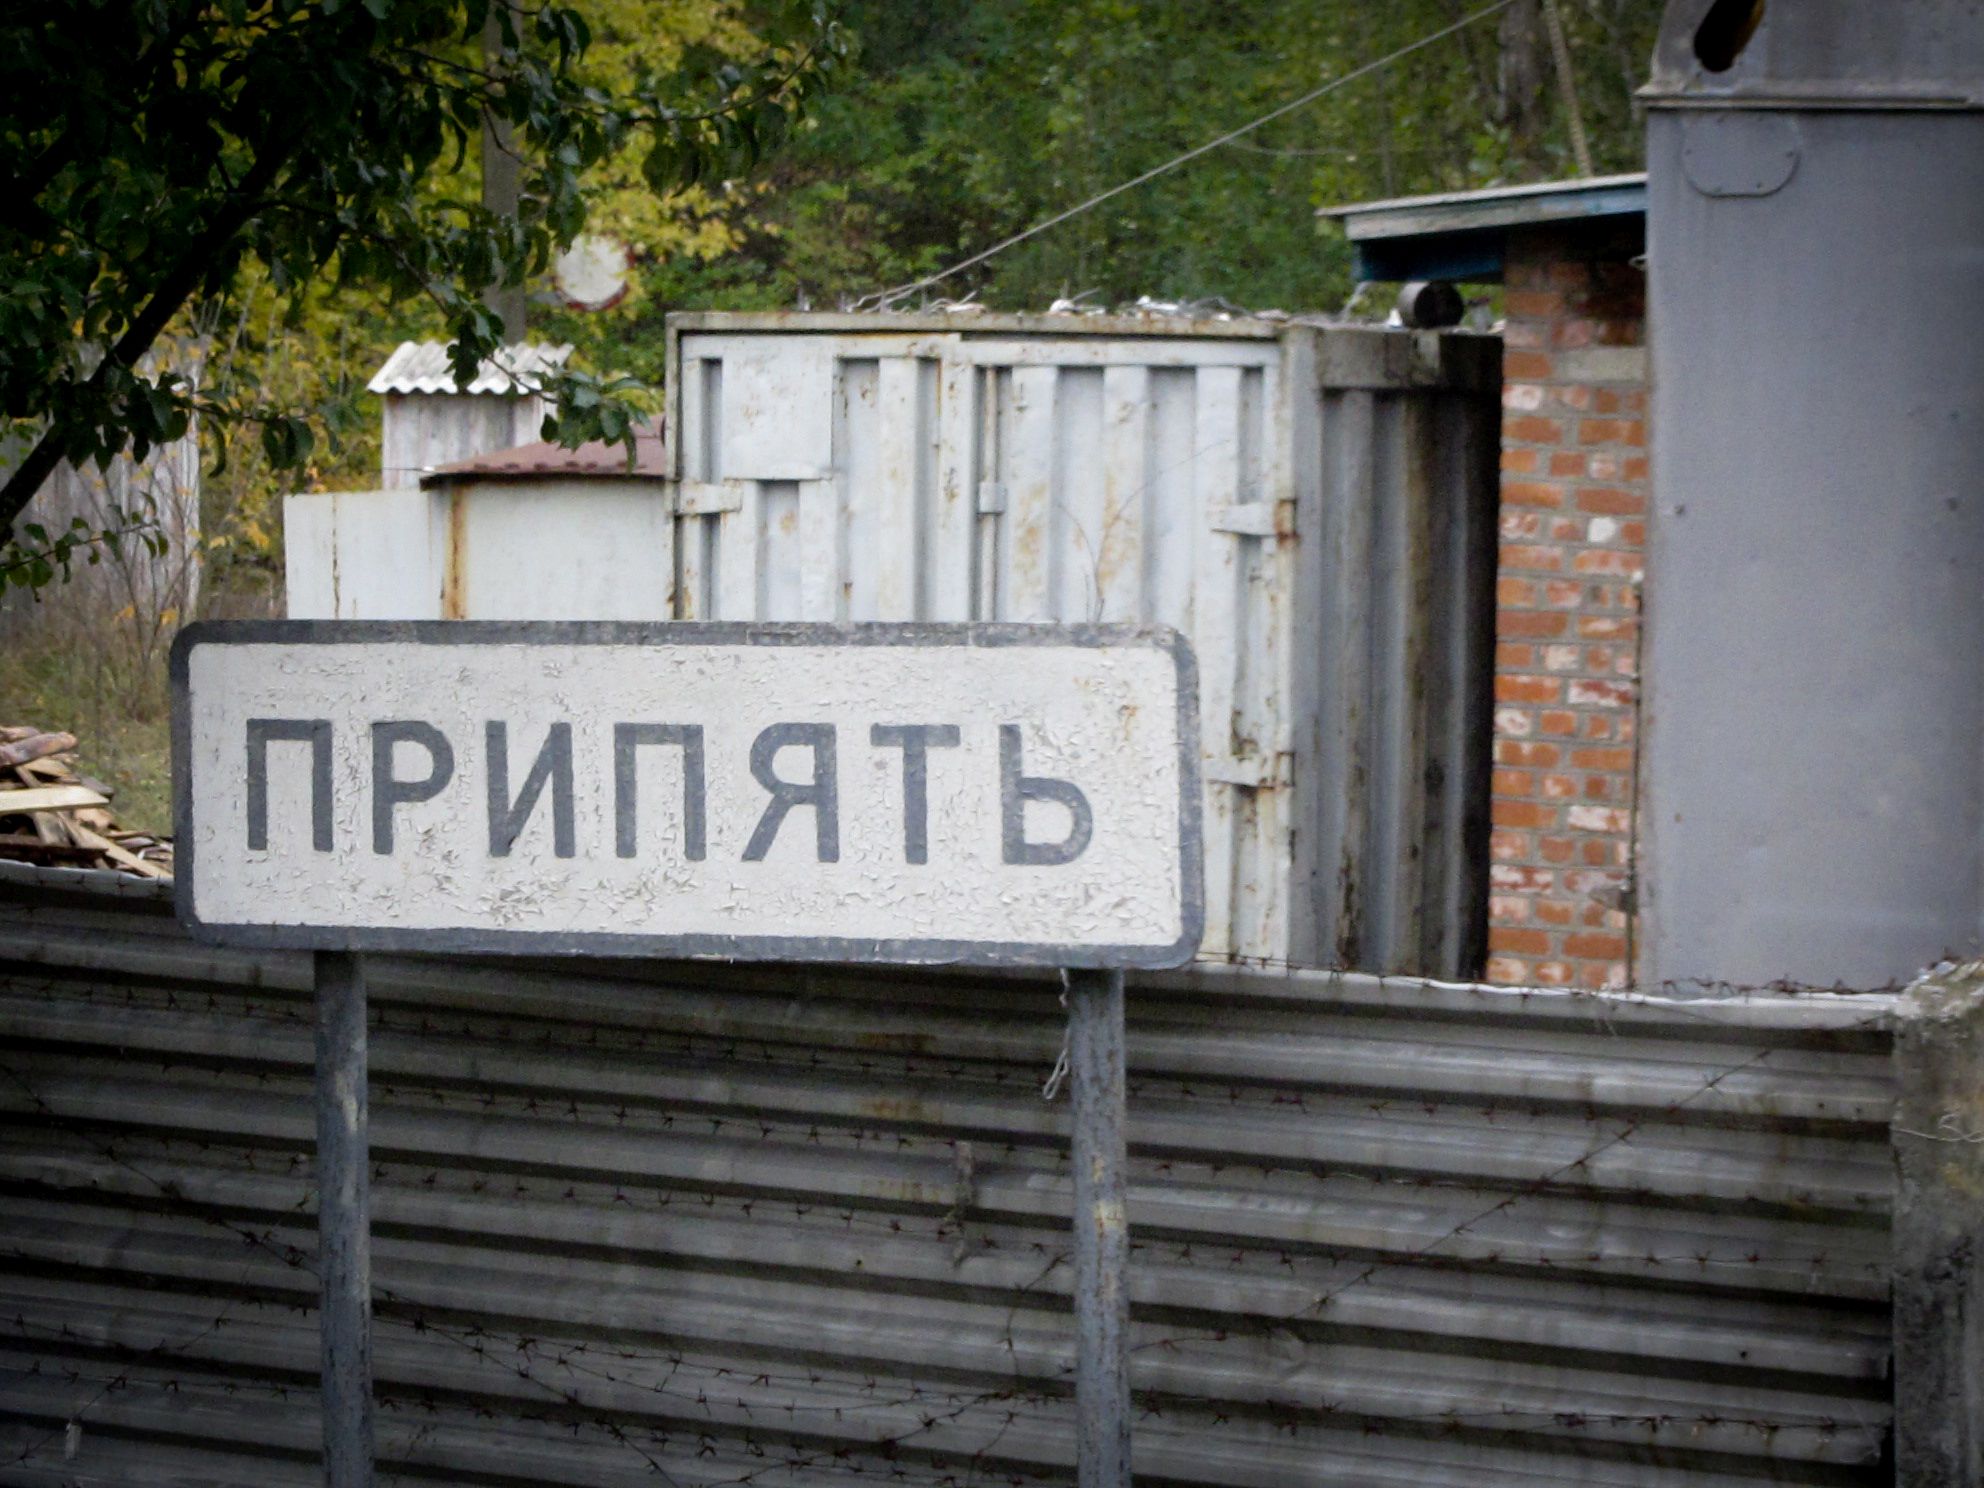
1893, 959, 1984, 1487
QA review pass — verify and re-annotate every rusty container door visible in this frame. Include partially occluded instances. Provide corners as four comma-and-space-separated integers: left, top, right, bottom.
665, 312, 1499, 975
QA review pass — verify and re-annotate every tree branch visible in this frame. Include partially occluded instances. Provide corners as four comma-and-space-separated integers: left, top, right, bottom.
0, 518, 158, 587
0, 144, 293, 542
7, 10, 200, 208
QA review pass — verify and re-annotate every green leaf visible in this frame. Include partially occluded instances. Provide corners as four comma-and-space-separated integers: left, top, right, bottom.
0, 0, 851, 568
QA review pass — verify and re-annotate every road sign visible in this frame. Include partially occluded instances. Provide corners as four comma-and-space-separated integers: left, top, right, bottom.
172, 620, 1201, 967
173, 617, 1198, 1488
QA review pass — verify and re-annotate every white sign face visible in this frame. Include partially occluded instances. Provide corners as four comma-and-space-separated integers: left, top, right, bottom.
171, 622, 1202, 968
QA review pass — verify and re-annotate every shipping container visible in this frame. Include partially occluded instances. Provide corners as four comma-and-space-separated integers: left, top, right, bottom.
662, 313, 1500, 973
285, 313, 1499, 975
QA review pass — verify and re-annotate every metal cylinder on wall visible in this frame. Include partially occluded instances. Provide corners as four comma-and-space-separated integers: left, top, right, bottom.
1638, 1, 1984, 990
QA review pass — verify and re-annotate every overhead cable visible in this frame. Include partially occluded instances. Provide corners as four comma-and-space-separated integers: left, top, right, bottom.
1542, 0, 1594, 177
851, 0, 1520, 311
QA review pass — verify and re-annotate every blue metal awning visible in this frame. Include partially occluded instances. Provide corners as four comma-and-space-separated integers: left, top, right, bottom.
1318, 173, 1647, 283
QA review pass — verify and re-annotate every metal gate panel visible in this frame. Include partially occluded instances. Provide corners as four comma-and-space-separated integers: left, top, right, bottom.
663, 314, 1498, 975
281, 313, 1499, 978
0, 864, 1894, 1486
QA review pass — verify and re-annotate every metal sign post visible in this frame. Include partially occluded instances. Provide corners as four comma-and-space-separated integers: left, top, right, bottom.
312, 950, 374, 1488
171, 620, 1200, 1487
1067, 966, 1131, 1485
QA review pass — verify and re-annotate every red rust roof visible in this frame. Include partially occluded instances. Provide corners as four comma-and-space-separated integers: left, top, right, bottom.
421, 428, 666, 485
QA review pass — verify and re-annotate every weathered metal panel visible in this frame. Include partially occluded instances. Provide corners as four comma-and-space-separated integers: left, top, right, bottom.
1310, 379, 1498, 975
285, 481, 673, 623
379, 393, 549, 491
1641, 52, 1984, 986
1890, 957, 1984, 1487
1644, 0, 1984, 107
665, 315, 1499, 977
0, 865, 1896, 1486
286, 318, 1496, 976
370, 342, 569, 492
282, 488, 447, 620
443, 478, 674, 621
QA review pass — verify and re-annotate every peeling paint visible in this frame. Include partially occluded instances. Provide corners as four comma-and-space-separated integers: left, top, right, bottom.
173, 622, 1202, 967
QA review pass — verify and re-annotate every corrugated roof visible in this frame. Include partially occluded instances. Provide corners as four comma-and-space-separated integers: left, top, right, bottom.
1317, 174, 1647, 237
367, 341, 574, 396
420, 427, 665, 485
1316, 174, 1646, 285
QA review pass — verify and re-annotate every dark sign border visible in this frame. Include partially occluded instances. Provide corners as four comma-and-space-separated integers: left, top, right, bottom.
170, 620, 1205, 969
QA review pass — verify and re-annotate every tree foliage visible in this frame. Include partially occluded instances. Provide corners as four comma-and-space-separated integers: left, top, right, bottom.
0, 0, 846, 566
3, 0, 1661, 601
568, 0, 1658, 333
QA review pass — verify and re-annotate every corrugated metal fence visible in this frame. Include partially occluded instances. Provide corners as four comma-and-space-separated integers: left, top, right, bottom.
0, 865, 1896, 1486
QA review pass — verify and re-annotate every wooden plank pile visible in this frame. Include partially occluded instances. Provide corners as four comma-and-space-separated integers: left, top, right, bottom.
0, 726, 171, 879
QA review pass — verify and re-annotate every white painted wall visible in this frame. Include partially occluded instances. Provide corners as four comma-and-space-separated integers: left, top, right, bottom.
283, 489, 446, 619
285, 480, 673, 622
450, 479, 673, 621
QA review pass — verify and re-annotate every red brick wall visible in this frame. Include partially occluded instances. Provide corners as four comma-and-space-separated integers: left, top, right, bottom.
1485, 233, 1648, 989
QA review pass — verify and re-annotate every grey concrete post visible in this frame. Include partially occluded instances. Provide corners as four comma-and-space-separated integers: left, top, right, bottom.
1893, 958, 1984, 1488
1067, 967, 1131, 1486
315, 950, 375, 1488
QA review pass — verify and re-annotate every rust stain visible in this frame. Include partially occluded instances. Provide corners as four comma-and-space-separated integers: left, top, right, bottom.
1013, 516, 1044, 581
441, 490, 468, 619
328, 495, 343, 615
858, 1095, 940, 1124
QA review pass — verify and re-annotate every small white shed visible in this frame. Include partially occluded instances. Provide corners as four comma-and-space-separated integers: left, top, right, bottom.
368, 340, 571, 490
283, 431, 669, 621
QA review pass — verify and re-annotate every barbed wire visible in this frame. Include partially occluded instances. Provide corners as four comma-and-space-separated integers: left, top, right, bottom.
0, 942, 1901, 1484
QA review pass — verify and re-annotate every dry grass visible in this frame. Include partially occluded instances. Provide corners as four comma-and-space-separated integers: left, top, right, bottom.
1, 550, 282, 839
0, 614, 176, 836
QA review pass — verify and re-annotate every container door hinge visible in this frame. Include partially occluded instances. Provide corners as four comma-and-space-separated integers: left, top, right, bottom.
1209, 501, 1290, 538
667, 479, 748, 516
1203, 752, 1291, 789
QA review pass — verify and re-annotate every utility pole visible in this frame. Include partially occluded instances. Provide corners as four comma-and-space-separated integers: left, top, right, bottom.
482, 4, 526, 342
1498, 0, 1549, 172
